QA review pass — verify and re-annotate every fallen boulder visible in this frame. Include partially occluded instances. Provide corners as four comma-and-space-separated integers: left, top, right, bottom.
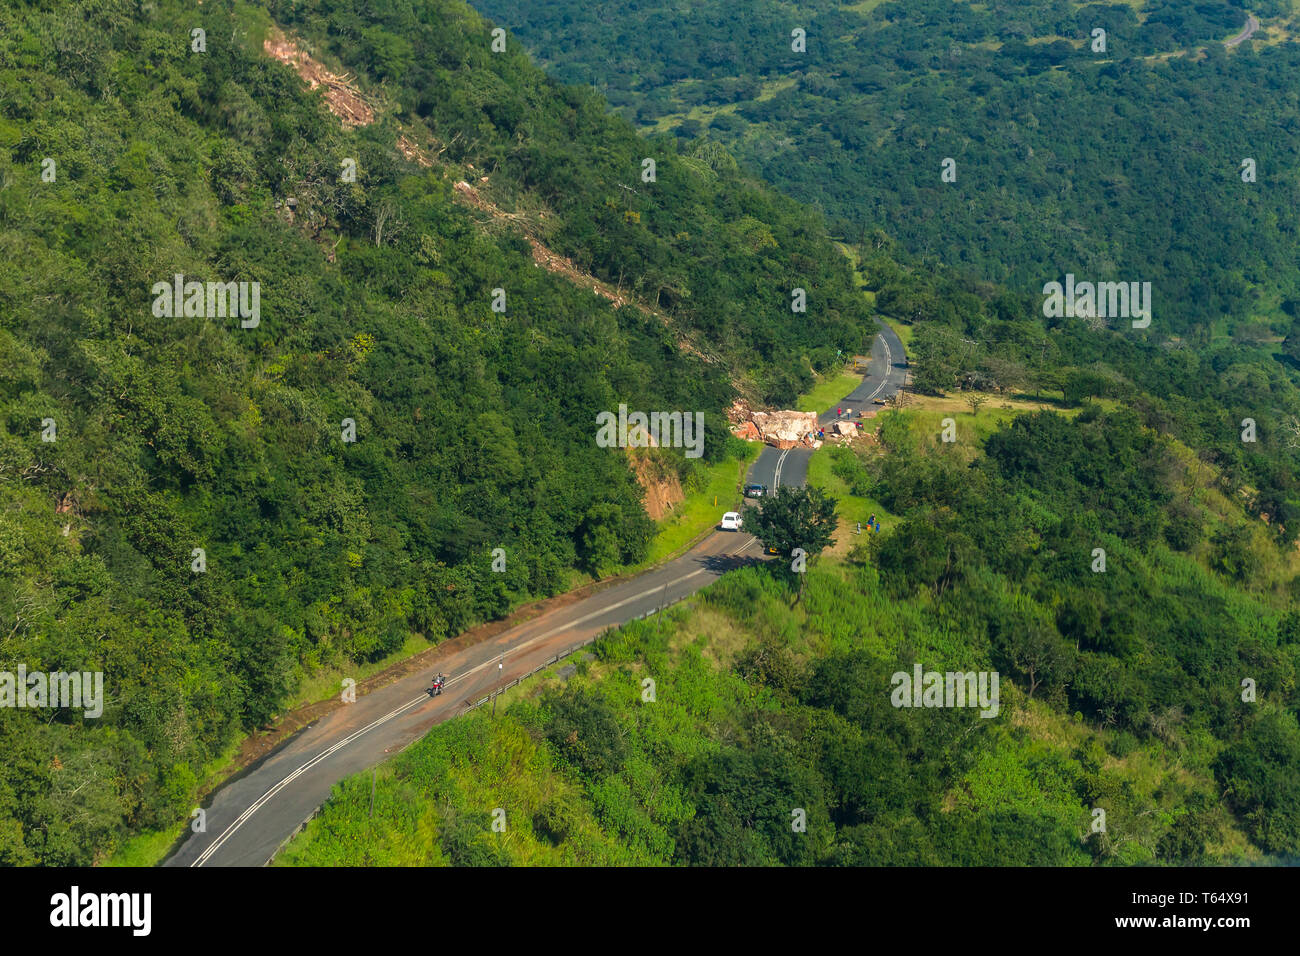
751, 409, 818, 446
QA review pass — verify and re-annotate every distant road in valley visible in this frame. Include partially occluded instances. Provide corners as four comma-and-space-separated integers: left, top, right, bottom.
1227, 14, 1260, 48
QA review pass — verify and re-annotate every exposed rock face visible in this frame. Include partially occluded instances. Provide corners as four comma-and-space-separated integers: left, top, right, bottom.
726, 399, 756, 426
750, 410, 818, 444
263, 30, 375, 127
730, 408, 819, 448
627, 449, 684, 521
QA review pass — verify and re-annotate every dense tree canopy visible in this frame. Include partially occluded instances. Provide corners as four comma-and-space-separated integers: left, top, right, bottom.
0, 0, 876, 864
476, 0, 1300, 333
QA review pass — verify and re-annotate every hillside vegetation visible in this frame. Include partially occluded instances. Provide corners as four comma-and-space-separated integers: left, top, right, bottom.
0, 0, 875, 864
474, 0, 1300, 332
5, 0, 1299, 869
283, 402, 1300, 864
279, 93, 1300, 864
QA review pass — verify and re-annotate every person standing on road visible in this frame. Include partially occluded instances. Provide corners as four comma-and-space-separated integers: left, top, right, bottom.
837, 406, 843, 419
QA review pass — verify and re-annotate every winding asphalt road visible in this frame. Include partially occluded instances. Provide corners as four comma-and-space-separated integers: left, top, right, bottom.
747, 321, 907, 494
164, 320, 906, 867
1226, 14, 1260, 48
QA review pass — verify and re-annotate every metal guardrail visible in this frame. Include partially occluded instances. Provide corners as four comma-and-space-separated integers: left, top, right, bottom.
461, 591, 694, 713
461, 636, 597, 712
268, 807, 324, 866
264, 596, 694, 864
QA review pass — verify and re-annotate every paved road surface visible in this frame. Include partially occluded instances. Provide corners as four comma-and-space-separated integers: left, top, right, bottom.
1226, 14, 1260, 48
166, 530, 763, 866
748, 321, 907, 496
165, 320, 906, 867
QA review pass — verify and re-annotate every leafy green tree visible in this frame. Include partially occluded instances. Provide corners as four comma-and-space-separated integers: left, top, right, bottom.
1281, 322, 1300, 365
440, 811, 511, 867
993, 615, 1075, 700
1210, 525, 1264, 583
1214, 711, 1300, 856
675, 745, 825, 866
909, 324, 965, 395
543, 689, 628, 777
577, 503, 632, 577
1062, 369, 1110, 406
744, 485, 838, 567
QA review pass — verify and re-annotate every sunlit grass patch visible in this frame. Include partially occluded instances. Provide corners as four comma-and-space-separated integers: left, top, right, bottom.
640, 444, 761, 567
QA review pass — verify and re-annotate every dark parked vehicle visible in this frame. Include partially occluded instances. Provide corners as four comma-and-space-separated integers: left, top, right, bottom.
744, 483, 768, 498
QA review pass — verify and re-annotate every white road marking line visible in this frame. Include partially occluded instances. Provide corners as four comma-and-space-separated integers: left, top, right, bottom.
449, 567, 713, 686
192, 337, 915, 865
773, 446, 792, 490
862, 332, 894, 402
191, 564, 719, 865
192, 694, 429, 866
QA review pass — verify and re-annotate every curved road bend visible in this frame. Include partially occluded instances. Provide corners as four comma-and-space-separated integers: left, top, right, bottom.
1226, 14, 1260, 48
748, 320, 907, 494
166, 321, 906, 867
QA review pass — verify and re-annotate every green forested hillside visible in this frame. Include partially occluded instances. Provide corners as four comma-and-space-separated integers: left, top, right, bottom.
474, 0, 1300, 332
282, 175, 1300, 868
5, 0, 1299, 870
860, 241, 1300, 545
281, 403, 1300, 864
0, 0, 874, 864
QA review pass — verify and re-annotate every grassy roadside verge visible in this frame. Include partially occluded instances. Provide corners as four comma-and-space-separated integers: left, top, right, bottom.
273, 383, 1284, 868
638, 442, 762, 567
878, 314, 912, 351
286, 634, 430, 711
105, 442, 759, 867
834, 239, 910, 353
107, 630, 450, 864
797, 368, 868, 413
103, 736, 244, 866
104, 824, 187, 867
109, 337, 874, 866
805, 446, 893, 539
896, 392, 1122, 446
